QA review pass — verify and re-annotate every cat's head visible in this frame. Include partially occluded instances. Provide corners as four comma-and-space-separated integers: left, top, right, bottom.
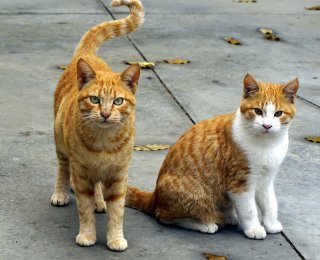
239, 73, 299, 135
76, 58, 140, 129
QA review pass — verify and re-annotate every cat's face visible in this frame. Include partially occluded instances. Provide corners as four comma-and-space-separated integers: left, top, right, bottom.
239, 74, 299, 136
76, 59, 140, 129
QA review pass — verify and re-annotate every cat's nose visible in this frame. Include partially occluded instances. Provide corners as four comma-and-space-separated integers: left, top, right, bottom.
262, 124, 272, 130
100, 112, 111, 119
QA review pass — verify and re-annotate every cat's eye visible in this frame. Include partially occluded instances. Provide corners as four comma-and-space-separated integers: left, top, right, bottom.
113, 97, 124, 106
254, 108, 263, 116
89, 96, 100, 104
274, 111, 283, 117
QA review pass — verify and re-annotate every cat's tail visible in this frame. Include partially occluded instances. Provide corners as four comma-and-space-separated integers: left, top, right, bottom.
125, 186, 155, 216
74, 0, 144, 56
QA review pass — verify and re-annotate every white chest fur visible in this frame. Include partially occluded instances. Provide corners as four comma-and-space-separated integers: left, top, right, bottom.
232, 109, 289, 183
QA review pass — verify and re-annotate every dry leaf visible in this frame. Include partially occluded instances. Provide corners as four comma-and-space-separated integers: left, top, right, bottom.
57, 65, 68, 70
305, 5, 320, 10
203, 252, 229, 260
224, 37, 242, 45
161, 58, 191, 64
123, 61, 155, 69
264, 33, 280, 41
133, 144, 171, 151
259, 28, 273, 35
305, 136, 320, 143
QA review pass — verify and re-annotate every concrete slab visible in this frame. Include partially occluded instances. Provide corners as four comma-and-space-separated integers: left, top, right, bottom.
108, 0, 320, 15
0, 0, 106, 14
127, 13, 320, 111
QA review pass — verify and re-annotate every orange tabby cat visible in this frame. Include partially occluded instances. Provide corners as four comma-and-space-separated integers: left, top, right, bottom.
50, 0, 144, 251
126, 74, 299, 240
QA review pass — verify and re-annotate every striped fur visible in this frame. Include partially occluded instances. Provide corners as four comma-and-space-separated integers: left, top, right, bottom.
126, 74, 299, 239
51, 0, 144, 252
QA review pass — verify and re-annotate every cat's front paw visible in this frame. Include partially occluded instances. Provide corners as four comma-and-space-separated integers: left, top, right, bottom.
264, 220, 283, 234
51, 192, 69, 206
244, 225, 266, 240
107, 237, 128, 251
76, 233, 96, 247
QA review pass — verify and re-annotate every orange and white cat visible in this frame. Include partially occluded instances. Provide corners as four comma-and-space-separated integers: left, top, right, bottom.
50, 0, 144, 251
126, 74, 299, 239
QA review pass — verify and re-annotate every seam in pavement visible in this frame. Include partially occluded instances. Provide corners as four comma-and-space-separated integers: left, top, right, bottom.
281, 232, 306, 260
297, 96, 320, 109
98, 0, 196, 125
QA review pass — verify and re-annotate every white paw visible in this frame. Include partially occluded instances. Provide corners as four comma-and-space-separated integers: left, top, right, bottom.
76, 233, 96, 247
244, 225, 267, 240
107, 237, 128, 251
51, 192, 69, 206
264, 220, 283, 234
199, 223, 218, 234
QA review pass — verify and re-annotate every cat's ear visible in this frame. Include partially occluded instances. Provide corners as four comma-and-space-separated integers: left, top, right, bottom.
243, 73, 260, 98
282, 78, 299, 103
121, 64, 140, 94
77, 58, 96, 90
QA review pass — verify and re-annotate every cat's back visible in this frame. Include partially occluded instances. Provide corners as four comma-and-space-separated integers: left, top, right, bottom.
158, 112, 237, 178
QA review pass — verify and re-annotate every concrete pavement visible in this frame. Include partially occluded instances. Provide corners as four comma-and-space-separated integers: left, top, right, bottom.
0, 0, 319, 259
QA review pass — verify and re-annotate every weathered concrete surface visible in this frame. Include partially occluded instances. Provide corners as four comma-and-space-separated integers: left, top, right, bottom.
0, 0, 319, 259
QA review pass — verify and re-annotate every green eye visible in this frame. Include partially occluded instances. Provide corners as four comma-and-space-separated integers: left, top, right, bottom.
274, 111, 283, 117
89, 96, 100, 104
254, 108, 263, 116
113, 97, 124, 106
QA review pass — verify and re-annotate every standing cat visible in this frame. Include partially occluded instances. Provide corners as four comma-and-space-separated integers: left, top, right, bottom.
126, 74, 299, 239
50, 0, 144, 251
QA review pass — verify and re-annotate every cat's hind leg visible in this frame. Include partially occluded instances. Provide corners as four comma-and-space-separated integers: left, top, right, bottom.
94, 182, 107, 213
160, 218, 218, 234
51, 151, 70, 206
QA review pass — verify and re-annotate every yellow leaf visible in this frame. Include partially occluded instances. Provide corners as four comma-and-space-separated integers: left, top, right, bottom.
259, 28, 273, 35
161, 58, 191, 64
133, 144, 171, 151
123, 61, 155, 69
203, 252, 229, 260
305, 136, 320, 143
305, 5, 320, 10
224, 37, 242, 45
57, 65, 68, 70
264, 33, 280, 41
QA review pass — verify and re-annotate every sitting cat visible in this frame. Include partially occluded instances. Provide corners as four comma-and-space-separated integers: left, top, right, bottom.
126, 74, 299, 239
50, 0, 144, 251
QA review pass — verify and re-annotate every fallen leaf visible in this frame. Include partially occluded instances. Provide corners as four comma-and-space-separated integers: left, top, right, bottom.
133, 144, 171, 151
224, 37, 242, 45
305, 136, 320, 143
259, 27, 273, 35
264, 33, 280, 41
305, 5, 320, 10
123, 61, 155, 69
57, 65, 68, 70
161, 58, 191, 64
203, 252, 229, 260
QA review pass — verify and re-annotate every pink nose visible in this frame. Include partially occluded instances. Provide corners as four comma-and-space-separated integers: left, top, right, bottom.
101, 112, 111, 119
263, 124, 272, 130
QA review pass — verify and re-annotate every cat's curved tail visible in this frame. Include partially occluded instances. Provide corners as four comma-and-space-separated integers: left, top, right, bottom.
125, 186, 155, 216
74, 0, 144, 56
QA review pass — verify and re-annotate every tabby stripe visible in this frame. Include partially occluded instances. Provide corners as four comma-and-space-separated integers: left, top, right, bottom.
105, 192, 125, 202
